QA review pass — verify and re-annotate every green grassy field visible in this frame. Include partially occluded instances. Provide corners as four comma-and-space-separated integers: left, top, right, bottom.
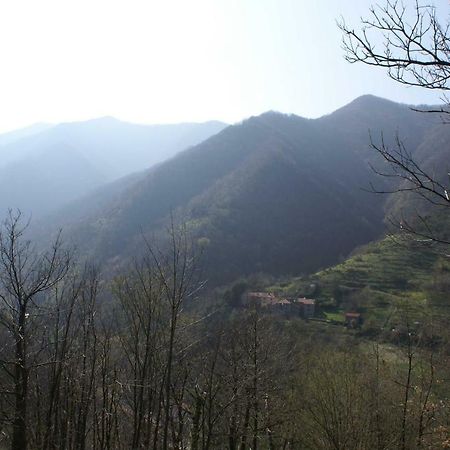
269, 234, 450, 332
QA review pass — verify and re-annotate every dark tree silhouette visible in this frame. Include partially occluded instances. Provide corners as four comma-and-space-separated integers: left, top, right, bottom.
339, 1, 450, 93
339, 1, 450, 244
0, 210, 71, 450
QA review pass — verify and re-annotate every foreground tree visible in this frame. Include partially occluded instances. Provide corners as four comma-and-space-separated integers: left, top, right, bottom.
112, 220, 203, 449
339, 1, 450, 243
339, 1, 450, 92
0, 211, 72, 450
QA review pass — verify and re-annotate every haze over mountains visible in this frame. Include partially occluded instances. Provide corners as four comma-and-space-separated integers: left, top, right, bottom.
0, 118, 226, 219
28, 95, 447, 285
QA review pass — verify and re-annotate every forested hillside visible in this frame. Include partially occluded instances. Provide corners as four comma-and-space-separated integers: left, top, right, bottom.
36, 95, 446, 285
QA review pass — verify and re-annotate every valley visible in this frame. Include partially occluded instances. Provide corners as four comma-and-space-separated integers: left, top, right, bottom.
3, 0, 450, 448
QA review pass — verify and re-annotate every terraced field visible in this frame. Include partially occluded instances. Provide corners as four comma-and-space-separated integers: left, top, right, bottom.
270, 235, 449, 328
314, 237, 438, 294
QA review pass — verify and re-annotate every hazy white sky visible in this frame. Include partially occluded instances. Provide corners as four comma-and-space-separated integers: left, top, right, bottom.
0, 0, 448, 132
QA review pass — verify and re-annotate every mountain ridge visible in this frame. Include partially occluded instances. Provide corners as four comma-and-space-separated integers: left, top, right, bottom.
30, 94, 447, 285
0, 118, 228, 220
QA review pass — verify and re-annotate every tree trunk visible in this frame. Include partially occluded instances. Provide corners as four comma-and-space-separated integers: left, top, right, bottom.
12, 314, 28, 450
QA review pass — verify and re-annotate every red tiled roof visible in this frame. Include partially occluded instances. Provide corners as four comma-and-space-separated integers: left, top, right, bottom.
247, 292, 292, 306
297, 298, 315, 305
248, 292, 275, 299
276, 298, 291, 305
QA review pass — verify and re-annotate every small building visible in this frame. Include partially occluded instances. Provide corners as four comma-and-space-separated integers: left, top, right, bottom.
245, 292, 294, 315
266, 297, 293, 315
296, 298, 315, 319
244, 292, 318, 318
245, 291, 277, 307
345, 312, 362, 328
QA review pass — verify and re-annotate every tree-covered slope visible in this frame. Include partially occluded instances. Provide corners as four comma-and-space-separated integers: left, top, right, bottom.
36, 95, 449, 285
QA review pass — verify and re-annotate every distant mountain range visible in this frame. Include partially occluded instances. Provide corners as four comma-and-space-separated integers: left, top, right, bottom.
32, 95, 448, 285
0, 118, 227, 219
0, 123, 53, 148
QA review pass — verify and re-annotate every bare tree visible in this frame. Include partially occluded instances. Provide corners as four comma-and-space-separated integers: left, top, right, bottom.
339, 1, 450, 244
111, 220, 203, 450
366, 131, 450, 247
0, 210, 72, 450
339, 1, 450, 93
112, 259, 165, 449
146, 222, 202, 450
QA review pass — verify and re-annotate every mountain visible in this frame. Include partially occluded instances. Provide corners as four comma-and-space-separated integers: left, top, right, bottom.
0, 123, 53, 149
0, 118, 227, 219
33, 95, 448, 285
0, 123, 55, 167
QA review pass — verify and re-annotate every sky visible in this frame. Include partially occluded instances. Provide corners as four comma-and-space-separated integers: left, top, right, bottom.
0, 0, 449, 133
